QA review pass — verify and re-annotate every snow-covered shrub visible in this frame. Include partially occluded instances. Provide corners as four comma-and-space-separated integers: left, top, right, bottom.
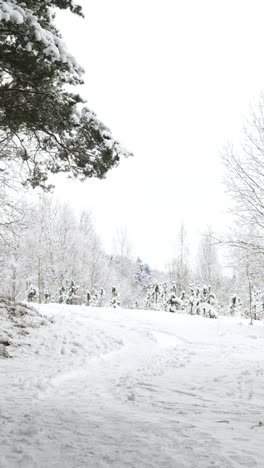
110, 287, 121, 308
166, 293, 182, 313
27, 285, 37, 303
189, 285, 218, 318
44, 289, 50, 303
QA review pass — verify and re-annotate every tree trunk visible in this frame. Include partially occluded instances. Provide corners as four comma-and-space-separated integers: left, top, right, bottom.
38, 256, 42, 303
246, 265, 253, 325
11, 265, 16, 302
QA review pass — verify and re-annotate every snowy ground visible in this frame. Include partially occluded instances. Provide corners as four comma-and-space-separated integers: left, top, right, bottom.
0, 305, 264, 468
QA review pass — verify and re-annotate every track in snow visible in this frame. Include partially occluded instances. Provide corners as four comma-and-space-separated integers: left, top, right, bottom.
0, 304, 264, 467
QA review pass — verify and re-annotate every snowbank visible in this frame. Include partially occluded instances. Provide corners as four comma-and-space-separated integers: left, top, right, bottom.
0, 298, 50, 358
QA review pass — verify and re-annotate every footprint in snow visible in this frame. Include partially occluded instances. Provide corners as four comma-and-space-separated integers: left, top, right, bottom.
127, 392, 136, 402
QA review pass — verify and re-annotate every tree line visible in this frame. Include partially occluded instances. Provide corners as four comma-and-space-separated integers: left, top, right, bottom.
0, 193, 240, 314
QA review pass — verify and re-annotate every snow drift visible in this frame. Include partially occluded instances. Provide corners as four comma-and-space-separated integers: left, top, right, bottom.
0, 298, 50, 358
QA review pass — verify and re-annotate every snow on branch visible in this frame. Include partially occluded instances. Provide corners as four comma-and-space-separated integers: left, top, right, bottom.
0, 0, 83, 75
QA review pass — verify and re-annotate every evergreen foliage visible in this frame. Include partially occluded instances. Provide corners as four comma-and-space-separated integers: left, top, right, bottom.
111, 286, 121, 308
134, 258, 152, 289
0, 0, 131, 189
27, 284, 37, 302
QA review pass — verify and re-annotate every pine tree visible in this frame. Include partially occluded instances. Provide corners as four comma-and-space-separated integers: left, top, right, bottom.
44, 289, 50, 303
197, 284, 217, 318
167, 292, 181, 313
98, 288, 105, 306
27, 284, 37, 302
66, 279, 78, 304
111, 286, 121, 308
86, 290, 91, 306
58, 285, 65, 303
134, 258, 152, 289
90, 286, 98, 305
0, 1, 131, 189
189, 287, 195, 315
229, 293, 242, 316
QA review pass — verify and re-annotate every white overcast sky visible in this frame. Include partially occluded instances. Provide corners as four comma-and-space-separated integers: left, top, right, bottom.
53, 0, 264, 269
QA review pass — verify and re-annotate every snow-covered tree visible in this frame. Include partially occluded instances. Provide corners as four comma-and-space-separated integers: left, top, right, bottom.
226, 236, 264, 322
27, 284, 37, 302
196, 227, 222, 293
0, 0, 131, 190
229, 293, 242, 316
44, 289, 50, 303
98, 288, 105, 307
113, 226, 133, 259
65, 279, 78, 304
166, 292, 182, 313
168, 224, 190, 294
134, 258, 152, 289
111, 286, 121, 308
220, 100, 264, 292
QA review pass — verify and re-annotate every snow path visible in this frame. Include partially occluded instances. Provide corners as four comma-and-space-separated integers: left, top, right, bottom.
1, 305, 264, 467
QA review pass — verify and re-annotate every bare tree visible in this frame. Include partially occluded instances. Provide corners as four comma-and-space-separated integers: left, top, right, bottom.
218, 97, 264, 306
222, 98, 264, 250
0, 161, 27, 246
168, 223, 190, 294
196, 226, 222, 291
112, 226, 133, 259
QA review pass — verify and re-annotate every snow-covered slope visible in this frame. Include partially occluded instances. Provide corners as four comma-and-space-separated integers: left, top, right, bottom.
0, 304, 264, 467
0, 298, 50, 358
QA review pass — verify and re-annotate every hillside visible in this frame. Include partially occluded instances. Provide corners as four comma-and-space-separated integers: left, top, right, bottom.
0, 304, 264, 467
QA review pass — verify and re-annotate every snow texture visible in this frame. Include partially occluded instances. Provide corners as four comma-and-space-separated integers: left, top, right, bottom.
0, 1, 83, 75
0, 304, 264, 467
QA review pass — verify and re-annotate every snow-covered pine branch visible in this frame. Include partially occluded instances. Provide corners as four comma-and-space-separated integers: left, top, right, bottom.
0, 0, 132, 189
0, 0, 83, 79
